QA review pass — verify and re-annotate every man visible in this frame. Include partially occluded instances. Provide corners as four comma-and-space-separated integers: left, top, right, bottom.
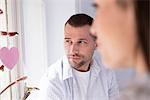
39, 13, 119, 100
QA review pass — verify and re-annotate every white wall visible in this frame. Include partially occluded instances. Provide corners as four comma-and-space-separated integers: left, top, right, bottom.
21, 0, 48, 88
76, 0, 95, 17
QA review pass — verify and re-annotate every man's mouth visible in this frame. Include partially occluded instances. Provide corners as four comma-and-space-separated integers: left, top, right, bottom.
68, 56, 81, 60
70, 56, 80, 59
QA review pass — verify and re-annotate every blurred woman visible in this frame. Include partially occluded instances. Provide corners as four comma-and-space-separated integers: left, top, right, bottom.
91, 0, 150, 99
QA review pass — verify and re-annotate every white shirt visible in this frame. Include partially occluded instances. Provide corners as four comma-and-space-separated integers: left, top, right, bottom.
72, 69, 90, 100
38, 56, 119, 100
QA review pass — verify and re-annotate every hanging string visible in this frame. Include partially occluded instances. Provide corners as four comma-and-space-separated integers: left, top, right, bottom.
4, 0, 13, 99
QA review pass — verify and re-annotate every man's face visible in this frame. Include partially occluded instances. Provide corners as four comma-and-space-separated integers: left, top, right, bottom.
64, 23, 96, 71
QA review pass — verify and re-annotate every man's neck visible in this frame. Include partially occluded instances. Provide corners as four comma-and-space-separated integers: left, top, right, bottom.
74, 61, 92, 72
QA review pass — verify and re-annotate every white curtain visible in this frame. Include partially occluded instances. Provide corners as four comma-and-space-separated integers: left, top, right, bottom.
0, 0, 24, 100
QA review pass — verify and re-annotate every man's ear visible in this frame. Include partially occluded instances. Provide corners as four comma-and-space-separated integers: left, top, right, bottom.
94, 43, 97, 49
95, 43, 98, 47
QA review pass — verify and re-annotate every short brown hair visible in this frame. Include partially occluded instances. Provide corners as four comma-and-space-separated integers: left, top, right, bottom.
65, 13, 93, 27
65, 13, 96, 41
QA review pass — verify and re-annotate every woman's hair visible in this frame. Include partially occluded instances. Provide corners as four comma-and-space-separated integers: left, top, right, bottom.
117, 0, 149, 71
134, 0, 150, 71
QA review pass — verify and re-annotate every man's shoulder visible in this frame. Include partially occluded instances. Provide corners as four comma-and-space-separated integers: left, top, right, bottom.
100, 65, 115, 77
44, 58, 63, 81
93, 56, 115, 77
38, 58, 65, 99
94, 57, 115, 80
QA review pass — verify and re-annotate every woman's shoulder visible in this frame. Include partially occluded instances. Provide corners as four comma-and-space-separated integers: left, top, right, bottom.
120, 74, 150, 100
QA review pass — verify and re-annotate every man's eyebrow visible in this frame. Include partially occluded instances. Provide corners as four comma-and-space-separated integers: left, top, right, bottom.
78, 38, 88, 41
64, 38, 71, 40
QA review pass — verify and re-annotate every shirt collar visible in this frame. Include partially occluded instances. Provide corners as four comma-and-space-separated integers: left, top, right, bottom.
90, 57, 102, 77
62, 56, 73, 80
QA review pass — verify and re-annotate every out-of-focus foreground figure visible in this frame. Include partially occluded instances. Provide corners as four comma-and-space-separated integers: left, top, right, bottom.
91, 0, 150, 100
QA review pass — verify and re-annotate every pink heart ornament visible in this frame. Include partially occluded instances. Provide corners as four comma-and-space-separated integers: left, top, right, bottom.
0, 47, 19, 70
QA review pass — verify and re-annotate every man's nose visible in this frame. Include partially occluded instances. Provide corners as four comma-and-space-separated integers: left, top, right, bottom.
70, 43, 79, 54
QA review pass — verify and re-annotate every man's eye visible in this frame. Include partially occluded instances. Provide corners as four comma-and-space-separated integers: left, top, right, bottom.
65, 40, 72, 44
78, 41, 87, 44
